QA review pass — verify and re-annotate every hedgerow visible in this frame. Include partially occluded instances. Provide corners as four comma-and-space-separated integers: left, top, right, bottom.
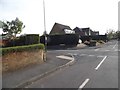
1, 44, 44, 56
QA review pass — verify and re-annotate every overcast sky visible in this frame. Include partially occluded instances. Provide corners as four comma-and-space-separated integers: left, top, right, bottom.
0, 0, 119, 35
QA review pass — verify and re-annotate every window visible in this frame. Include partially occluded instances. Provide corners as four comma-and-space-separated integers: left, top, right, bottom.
64, 29, 75, 34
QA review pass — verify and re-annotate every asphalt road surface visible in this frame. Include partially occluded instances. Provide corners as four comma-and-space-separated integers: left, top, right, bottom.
27, 40, 118, 89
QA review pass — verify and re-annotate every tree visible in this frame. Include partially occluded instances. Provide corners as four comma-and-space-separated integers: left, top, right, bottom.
106, 29, 120, 40
106, 29, 115, 40
2, 18, 25, 39
0, 20, 3, 28
115, 30, 120, 40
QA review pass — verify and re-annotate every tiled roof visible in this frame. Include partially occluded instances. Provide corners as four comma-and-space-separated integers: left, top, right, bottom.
49, 22, 72, 34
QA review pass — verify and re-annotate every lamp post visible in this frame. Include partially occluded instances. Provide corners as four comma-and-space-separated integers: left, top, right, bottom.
43, 0, 47, 61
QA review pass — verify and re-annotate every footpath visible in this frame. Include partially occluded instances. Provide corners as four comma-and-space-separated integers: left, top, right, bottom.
2, 52, 74, 88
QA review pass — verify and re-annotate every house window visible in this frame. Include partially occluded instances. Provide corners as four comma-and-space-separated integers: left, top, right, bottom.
64, 29, 75, 34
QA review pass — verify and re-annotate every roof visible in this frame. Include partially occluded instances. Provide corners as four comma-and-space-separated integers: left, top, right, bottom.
49, 23, 72, 35
55, 23, 72, 30
73, 27, 90, 36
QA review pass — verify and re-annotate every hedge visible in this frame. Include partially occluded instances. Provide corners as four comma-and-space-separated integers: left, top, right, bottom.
1, 44, 44, 56
80, 35, 108, 43
40, 34, 79, 46
4, 34, 40, 47
22, 34, 40, 45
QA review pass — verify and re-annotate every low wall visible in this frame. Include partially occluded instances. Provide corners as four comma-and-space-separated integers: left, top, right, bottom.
1, 50, 44, 73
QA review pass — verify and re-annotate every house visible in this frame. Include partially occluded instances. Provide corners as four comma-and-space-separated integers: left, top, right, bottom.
73, 27, 86, 36
49, 23, 75, 35
93, 31, 99, 35
41, 23, 79, 46
73, 27, 93, 36
73, 27, 99, 36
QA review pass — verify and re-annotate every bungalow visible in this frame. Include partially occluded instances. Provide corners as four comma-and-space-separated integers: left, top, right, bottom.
73, 27, 99, 36
40, 23, 79, 46
73, 27, 87, 36
93, 31, 99, 35
49, 23, 75, 35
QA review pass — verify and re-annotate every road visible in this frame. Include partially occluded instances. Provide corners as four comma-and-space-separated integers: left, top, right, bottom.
26, 40, 118, 89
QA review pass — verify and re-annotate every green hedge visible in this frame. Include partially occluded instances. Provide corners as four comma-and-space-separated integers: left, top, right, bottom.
22, 34, 40, 45
4, 34, 40, 47
1, 44, 44, 56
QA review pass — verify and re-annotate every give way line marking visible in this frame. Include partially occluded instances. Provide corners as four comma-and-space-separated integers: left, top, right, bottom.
95, 56, 107, 70
56, 55, 73, 60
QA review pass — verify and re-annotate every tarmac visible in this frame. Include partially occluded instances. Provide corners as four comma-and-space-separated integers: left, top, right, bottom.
2, 43, 88, 89
2, 51, 75, 88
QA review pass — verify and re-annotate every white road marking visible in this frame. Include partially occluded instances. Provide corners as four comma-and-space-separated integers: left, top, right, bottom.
88, 55, 95, 57
114, 49, 117, 51
97, 56, 104, 58
95, 56, 107, 70
113, 43, 117, 49
68, 53, 77, 56
105, 50, 110, 51
56, 55, 73, 60
114, 49, 120, 51
80, 54, 86, 56
79, 78, 90, 89
95, 49, 99, 51
73, 53, 78, 56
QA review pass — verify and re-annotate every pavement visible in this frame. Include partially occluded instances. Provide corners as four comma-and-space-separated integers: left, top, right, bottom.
2, 46, 77, 88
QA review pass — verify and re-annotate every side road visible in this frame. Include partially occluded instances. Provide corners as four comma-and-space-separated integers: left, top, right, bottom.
2, 52, 75, 88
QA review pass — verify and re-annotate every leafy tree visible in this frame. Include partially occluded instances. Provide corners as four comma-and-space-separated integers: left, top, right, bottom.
2, 18, 25, 39
106, 29, 120, 40
115, 30, 120, 40
106, 29, 115, 40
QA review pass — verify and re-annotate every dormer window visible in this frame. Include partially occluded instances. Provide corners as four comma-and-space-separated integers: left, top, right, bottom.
64, 29, 75, 34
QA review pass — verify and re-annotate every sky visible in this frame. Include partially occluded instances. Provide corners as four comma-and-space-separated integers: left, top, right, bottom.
0, 0, 119, 35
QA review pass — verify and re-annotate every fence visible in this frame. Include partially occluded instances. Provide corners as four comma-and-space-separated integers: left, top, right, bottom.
40, 34, 79, 46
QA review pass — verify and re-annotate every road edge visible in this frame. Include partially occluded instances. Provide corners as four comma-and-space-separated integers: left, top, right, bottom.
15, 54, 75, 88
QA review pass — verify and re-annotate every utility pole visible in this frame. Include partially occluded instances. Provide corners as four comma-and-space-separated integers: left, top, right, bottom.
43, 0, 47, 61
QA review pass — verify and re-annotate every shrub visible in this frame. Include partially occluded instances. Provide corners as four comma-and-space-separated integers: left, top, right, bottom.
89, 40, 96, 46
4, 34, 40, 47
97, 40, 105, 44
84, 40, 90, 45
1, 44, 44, 56
23, 34, 40, 45
40, 34, 79, 46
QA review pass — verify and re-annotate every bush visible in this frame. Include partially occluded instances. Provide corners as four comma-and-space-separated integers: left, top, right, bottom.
4, 34, 40, 47
1, 44, 44, 56
84, 40, 90, 45
97, 40, 105, 44
89, 40, 96, 46
23, 34, 40, 45
40, 34, 79, 46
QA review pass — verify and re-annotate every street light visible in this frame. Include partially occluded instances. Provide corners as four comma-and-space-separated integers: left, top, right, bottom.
43, 0, 47, 61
